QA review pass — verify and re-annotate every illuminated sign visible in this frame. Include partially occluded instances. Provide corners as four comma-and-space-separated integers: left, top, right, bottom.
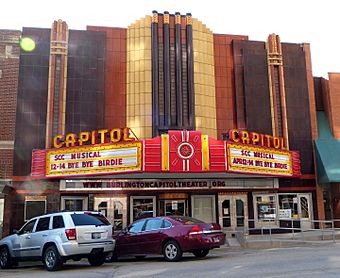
53, 127, 135, 149
46, 142, 142, 177
228, 129, 287, 150
227, 143, 292, 176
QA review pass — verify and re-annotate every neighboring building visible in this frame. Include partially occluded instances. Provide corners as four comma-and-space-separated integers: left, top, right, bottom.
314, 74, 340, 225
0, 29, 21, 236
0, 11, 329, 237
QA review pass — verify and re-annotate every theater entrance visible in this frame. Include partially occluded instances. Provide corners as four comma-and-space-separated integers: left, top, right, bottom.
218, 194, 248, 233
94, 197, 127, 233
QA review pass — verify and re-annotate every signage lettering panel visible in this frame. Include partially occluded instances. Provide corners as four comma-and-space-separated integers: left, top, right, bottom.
46, 142, 142, 177
227, 143, 293, 176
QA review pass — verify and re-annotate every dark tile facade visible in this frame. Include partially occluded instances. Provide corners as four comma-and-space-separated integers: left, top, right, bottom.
66, 30, 105, 134
13, 28, 50, 176
282, 43, 314, 174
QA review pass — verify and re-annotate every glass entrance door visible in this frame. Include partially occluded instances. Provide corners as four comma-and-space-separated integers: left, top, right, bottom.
218, 194, 248, 232
298, 194, 312, 230
94, 197, 127, 233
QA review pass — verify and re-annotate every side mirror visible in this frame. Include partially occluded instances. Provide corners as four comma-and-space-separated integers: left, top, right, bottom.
12, 229, 18, 234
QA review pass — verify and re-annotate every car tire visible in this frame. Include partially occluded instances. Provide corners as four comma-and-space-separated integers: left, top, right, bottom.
88, 253, 106, 266
43, 245, 63, 271
192, 249, 209, 258
0, 246, 13, 269
163, 240, 182, 262
105, 251, 118, 263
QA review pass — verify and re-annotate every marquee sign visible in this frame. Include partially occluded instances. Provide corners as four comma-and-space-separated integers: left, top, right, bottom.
45, 142, 142, 177
31, 129, 301, 179
227, 143, 293, 176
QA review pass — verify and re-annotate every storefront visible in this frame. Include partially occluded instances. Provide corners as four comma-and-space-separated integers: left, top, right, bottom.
0, 183, 13, 238
58, 177, 279, 232
30, 128, 304, 234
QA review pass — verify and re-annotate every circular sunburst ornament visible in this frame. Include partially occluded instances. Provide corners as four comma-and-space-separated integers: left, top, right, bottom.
20, 37, 36, 52
178, 142, 194, 159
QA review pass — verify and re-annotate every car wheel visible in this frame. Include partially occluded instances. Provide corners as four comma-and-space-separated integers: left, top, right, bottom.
88, 253, 106, 266
0, 246, 13, 269
105, 251, 118, 263
192, 249, 209, 258
163, 240, 182, 262
43, 245, 63, 271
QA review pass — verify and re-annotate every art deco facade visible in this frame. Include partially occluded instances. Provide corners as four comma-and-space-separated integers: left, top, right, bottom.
1, 11, 338, 236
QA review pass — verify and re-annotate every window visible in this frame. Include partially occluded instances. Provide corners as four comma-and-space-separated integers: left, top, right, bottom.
25, 198, 46, 220
5, 45, 12, 56
222, 200, 231, 228
236, 199, 245, 227
128, 220, 145, 234
170, 216, 204, 225
191, 195, 215, 223
36, 217, 50, 232
61, 196, 88, 211
144, 219, 162, 231
255, 195, 277, 221
71, 213, 110, 226
18, 219, 36, 235
52, 215, 65, 229
162, 220, 172, 229
131, 196, 155, 222
278, 194, 298, 219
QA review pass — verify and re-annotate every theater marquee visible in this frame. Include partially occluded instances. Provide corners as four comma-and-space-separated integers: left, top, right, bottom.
31, 129, 301, 179
45, 142, 142, 177
227, 143, 292, 176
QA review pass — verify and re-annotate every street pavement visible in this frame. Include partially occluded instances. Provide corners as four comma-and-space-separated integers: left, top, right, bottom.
1, 243, 340, 277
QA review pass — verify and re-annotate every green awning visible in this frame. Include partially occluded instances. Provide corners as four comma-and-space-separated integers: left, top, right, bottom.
314, 112, 340, 183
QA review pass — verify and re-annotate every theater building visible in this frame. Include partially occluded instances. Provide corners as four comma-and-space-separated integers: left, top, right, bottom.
0, 11, 326, 237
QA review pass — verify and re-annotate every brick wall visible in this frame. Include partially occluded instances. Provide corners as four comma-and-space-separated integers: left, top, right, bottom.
328, 73, 340, 139
0, 30, 20, 179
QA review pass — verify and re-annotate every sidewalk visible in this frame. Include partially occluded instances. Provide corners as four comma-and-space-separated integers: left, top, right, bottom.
223, 229, 340, 250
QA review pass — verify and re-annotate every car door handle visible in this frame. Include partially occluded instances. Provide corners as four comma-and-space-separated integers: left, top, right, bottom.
42, 234, 48, 237
25, 235, 31, 239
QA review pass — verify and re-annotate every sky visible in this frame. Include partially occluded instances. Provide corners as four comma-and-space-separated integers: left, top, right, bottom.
1, 0, 338, 78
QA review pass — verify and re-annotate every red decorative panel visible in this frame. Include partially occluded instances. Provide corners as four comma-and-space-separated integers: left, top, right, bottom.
168, 130, 202, 172
31, 149, 47, 178
208, 137, 226, 172
143, 136, 162, 172
291, 151, 301, 177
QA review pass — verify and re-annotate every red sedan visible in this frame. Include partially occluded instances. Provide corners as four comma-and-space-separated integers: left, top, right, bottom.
111, 216, 226, 262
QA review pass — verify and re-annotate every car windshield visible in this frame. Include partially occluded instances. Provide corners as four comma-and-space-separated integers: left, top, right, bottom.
170, 216, 205, 225
71, 213, 110, 226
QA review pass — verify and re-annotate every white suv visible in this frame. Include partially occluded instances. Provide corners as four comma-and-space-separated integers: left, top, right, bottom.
0, 211, 115, 271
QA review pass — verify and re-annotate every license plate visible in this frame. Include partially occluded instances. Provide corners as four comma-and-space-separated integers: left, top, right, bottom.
92, 232, 101, 239
213, 236, 220, 243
